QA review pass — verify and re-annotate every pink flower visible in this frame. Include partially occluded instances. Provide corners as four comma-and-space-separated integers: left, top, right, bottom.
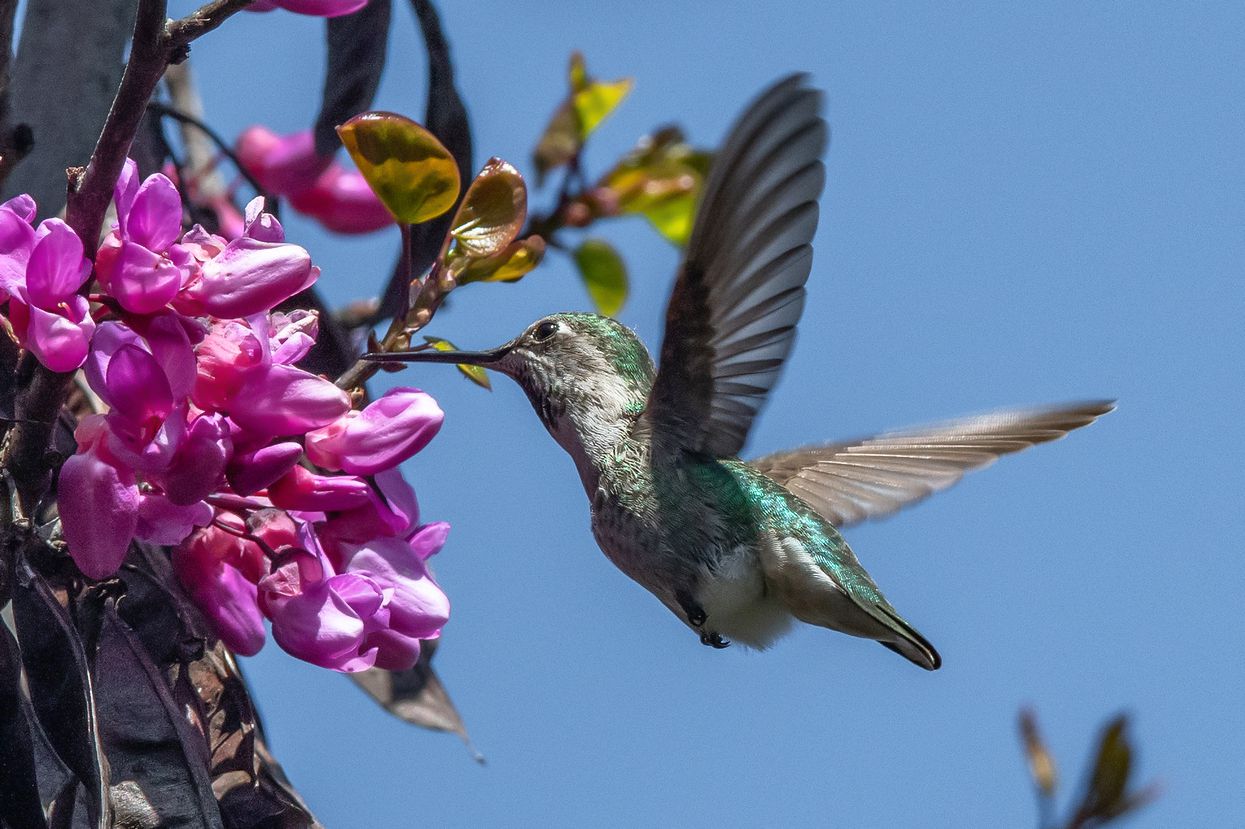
176, 199, 317, 319
59, 440, 141, 579
228, 362, 350, 437
236, 126, 391, 234
306, 387, 443, 475
259, 520, 449, 672
268, 465, 372, 511
95, 161, 187, 314
236, 127, 331, 195
246, 0, 370, 18
174, 525, 267, 656
4, 217, 95, 371
288, 164, 394, 234
0, 194, 37, 302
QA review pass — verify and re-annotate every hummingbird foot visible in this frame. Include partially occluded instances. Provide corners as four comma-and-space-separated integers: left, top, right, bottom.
699, 631, 730, 649
676, 590, 708, 628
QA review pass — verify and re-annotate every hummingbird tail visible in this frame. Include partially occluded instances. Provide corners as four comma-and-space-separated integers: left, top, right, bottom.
873, 605, 941, 671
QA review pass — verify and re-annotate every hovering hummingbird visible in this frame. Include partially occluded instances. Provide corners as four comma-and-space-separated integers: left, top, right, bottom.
365, 75, 1111, 669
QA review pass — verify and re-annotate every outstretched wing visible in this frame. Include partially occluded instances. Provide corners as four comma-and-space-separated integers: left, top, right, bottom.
645, 74, 826, 457
750, 400, 1115, 527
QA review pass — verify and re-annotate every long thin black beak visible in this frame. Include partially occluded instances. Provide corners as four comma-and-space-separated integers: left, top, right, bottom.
360, 344, 511, 366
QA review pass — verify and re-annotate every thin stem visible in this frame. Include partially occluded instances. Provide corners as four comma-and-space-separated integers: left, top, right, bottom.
398, 222, 414, 317
165, 0, 257, 50
148, 100, 275, 208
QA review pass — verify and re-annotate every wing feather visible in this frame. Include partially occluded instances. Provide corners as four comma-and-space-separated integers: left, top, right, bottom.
646, 74, 827, 456
750, 401, 1115, 526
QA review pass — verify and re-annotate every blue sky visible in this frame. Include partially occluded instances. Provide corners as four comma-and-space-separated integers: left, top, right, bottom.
174, 2, 1243, 826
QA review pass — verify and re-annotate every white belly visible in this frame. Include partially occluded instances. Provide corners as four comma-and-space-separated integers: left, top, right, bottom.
698, 545, 793, 650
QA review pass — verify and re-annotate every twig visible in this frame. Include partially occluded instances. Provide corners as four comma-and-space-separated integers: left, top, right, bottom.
148, 100, 274, 207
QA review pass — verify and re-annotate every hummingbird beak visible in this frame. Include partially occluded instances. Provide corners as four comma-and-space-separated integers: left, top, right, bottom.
360, 343, 513, 367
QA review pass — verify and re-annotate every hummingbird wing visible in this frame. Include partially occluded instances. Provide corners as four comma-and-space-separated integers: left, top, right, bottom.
646, 74, 827, 457
749, 400, 1115, 527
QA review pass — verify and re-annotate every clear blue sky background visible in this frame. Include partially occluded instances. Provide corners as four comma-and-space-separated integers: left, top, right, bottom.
172, 2, 1242, 826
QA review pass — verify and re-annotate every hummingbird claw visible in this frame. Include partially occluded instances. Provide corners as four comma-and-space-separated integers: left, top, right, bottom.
676, 590, 707, 628
699, 631, 730, 649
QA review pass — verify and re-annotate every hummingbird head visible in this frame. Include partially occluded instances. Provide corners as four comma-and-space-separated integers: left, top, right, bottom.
366, 312, 656, 439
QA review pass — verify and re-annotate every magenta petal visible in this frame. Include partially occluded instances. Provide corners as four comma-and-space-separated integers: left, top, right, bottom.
2, 194, 36, 223
0, 206, 35, 299
340, 536, 450, 640
267, 465, 371, 511
24, 219, 89, 307
161, 414, 230, 505
125, 173, 182, 251
243, 197, 286, 242
290, 164, 393, 234
376, 467, 419, 531
363, 628, 422, 671
305, 387, 443, 476
260, 559, 377, 671
59, 448, 140, 579
407, 520, 450, 561
191, 237, 314, 318
226, 440, 303, 496
113, 158, 140, 226
24, 301, 94, 372
134, 494, 212, 545
174, 525, 267, 656
140, 312, 197, 401
268, 310, 319, 365
84, 322, 141, 406
192, 319, 265, 410
235, 129, 328, 197
106, 241, 183, 314
104, 403, 185, 474
107, 343, 174, 425
229, 363, 350, 436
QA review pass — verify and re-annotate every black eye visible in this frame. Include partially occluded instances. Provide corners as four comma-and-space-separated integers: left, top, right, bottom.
533, 320, 559, 341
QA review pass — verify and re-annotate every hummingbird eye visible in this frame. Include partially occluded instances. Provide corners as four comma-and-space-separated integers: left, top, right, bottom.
533, 320, 559, 342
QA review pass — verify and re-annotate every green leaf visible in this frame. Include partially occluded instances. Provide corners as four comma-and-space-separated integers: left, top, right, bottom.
533, 53, 632, 182
455, 237, 546, 284
337, 112, 461, 224
448, 158, 527, 260
599, 127, 711, 246
639, 191, 697, 246
573, 239, 628, 316
1071, 714, 1158, 825
423, 336, 491, 390
572, 77, 632, 139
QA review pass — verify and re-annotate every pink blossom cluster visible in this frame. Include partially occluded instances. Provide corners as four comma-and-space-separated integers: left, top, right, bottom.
0, 160, 450, 673
237, 127, 392, 234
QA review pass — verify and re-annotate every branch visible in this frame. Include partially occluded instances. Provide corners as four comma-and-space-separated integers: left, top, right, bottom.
166, 0, 256, 49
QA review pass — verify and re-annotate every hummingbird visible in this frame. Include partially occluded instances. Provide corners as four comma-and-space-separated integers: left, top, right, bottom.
365, 75, 1112, 669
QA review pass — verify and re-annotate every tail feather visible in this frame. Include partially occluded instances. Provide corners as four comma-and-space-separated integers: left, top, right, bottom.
873, 604, 941, 671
